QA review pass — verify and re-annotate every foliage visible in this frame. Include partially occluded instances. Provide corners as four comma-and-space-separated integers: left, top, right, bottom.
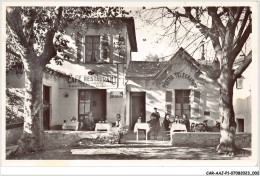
6, 89, 25, 124
138, 7, 251, 71
145, 53, 161, 61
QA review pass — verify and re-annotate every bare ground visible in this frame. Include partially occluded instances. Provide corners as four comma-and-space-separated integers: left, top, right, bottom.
7, 145, 251, 160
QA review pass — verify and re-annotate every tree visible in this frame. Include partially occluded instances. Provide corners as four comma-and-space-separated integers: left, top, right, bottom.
145, 53, 161, 61
6, 6, 129, 154
139, 7, 252, 155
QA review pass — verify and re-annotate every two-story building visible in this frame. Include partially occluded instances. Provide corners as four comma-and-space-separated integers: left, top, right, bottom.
39, 17, 137, 130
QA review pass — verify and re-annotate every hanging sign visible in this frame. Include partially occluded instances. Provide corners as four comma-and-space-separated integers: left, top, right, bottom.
162, 72, 197, 88
110, 91, 123, 98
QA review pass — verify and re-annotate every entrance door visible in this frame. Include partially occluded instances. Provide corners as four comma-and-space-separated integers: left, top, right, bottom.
131, 92, 146, 130
91, 90, 106, 122
78, 89, 106, 130
43, 85, 51, 130
237, 119, 244, 132
175, 90, 190, 118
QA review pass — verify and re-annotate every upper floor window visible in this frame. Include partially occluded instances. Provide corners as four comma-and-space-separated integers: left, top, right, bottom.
85, 36, 100, 63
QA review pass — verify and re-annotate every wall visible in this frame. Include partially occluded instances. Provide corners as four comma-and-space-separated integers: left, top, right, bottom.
106, 88, 126, 123
58, 88, 78, 125
171, 132, 251, 148
6, 126, 23, 146
44, 131, 120, 149
233, 66, 251, 133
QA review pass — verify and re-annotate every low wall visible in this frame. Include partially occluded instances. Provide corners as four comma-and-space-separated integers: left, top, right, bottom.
6, 123, 23, 146
44, 130, 119, 149
171, 132, 251, 148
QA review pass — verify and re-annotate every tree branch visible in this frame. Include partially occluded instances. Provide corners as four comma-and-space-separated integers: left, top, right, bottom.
217, 7, 229, 17
231, 20, 251, 63
233, 51, 252, 80
208, 7, 226, 40
6, 7, 28, 48
39, 7, 63, 65
234, 7, 251, 46
174, 7, 222, 60
233, 7, 244, 27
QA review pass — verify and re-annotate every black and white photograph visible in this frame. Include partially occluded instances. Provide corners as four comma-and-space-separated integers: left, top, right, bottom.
1, 1, 259, 175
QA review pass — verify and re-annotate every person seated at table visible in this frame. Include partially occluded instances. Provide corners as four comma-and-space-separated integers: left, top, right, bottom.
147, 115, 158, 140
115, 114, 123, 128
163, 113, 172, 131
84, 111, 95, 131
78, 116, 84, 130
182, 114, 190, 132
190, 122, 195, 132
62, 120, 67, 130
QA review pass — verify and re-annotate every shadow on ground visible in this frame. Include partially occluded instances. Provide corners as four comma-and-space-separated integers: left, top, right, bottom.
8, 146, 251, 160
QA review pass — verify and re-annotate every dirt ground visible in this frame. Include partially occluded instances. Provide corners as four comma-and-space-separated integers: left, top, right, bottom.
8, 145, 251, 160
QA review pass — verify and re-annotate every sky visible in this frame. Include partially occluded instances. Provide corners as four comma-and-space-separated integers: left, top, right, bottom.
125, 7, 213, 62
125, 7, 250, 63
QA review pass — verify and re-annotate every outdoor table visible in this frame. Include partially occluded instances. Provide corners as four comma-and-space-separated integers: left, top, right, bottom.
170, 123, 187, 134
134, 123, 150, 141
62, 121, 79, 131
95, 123, 112, 132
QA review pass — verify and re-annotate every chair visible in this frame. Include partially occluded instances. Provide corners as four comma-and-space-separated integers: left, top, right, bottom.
161, 123, 171, 141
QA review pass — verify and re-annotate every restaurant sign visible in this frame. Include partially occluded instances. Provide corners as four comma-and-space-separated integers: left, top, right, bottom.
162, 72, 197, 88
110, 91, 124, 98
68, 74, 117, 88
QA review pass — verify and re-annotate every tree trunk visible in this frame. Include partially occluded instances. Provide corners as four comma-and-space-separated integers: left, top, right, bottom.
15, 57, 44, 155
216, 70, 237, 155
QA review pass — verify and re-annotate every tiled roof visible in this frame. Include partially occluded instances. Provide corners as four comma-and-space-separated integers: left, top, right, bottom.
126, 61, 167, 78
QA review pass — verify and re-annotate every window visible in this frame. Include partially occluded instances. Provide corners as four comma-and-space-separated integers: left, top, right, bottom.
85, 36, 100, 63
204, 111, 210, 116
175, 90, 191, 117
166, 90, 172, 114
193, 90, 200, 116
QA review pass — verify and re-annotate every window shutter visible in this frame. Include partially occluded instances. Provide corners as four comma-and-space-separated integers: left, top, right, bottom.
113, 34, 126, 63
166, 90, 173, 115
75, 32, 83, 63
190, 90, 201, 119
100, 34, 110, 63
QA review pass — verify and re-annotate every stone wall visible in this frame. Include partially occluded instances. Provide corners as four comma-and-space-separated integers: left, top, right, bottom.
44, 131, 119, 150
171, 132, 251, 148
6, 126, 23, 146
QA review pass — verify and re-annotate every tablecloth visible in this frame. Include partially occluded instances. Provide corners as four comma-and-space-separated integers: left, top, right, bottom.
62, 121, 79, 131
95, 123, 112, 132
170, 123, 187, 133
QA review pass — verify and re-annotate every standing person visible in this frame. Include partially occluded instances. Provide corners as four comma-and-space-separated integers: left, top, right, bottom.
182, 114, 190, 132
151, 107, 160, 139
115, 114, 124, 144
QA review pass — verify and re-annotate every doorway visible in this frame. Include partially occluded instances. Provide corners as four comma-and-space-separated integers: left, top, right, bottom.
237, 119, 244, 132
130, 92, 146, 130
175, 90, 191, 118
43, 85, 51, 130
78, 89, 106, 130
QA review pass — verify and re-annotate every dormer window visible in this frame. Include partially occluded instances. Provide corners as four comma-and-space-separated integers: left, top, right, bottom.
85, 36, 100, 63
